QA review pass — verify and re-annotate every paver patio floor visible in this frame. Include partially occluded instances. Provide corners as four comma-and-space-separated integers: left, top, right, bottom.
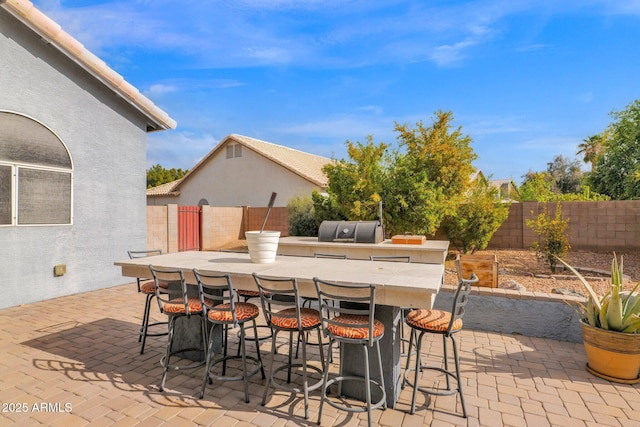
0, 283, 638, 426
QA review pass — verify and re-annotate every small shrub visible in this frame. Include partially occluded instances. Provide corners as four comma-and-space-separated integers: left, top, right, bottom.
444, 180, 510, 253
526, 203, 571, 273
287, 195, 319, 236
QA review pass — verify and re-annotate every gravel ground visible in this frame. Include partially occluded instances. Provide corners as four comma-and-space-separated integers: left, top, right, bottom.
445, 249, 640, 296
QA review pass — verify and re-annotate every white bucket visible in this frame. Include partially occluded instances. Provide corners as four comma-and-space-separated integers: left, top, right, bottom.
245, 231, 281, 264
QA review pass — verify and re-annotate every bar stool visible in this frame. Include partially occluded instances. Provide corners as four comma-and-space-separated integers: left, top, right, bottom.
402, 273, 478, 417
219, 249, 273, 345
127, 249, 167, 354
369, 255, 413, 357
253, 273, 325, 420
313, 277, 386, 427
301, 253, 347, 309
148, 265, 208, 392
193, 269, 265, 403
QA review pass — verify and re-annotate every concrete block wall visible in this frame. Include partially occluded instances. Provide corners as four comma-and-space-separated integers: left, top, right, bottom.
148, 200, 640, 253
206, 206, 244, 249
243, 207, 289, 236
488, 200, 640, 251
146, 205, 168, 253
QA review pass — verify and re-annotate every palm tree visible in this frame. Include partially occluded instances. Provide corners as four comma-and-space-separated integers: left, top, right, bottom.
577, 131, 607, 172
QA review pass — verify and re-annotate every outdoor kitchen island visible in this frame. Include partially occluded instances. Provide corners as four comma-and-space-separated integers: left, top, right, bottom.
115, 245, 446, 408
277, 236, 449, 264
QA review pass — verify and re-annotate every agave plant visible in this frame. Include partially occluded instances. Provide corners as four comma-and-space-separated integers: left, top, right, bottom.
555, 254, 640, 333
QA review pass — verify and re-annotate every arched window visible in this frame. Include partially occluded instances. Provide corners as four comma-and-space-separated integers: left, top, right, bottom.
0, 111, 73, 225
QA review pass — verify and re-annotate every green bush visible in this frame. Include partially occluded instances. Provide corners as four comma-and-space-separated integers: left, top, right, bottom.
287, 195, 319, 236
444, 180, 510, 253
526, 203, 571, 273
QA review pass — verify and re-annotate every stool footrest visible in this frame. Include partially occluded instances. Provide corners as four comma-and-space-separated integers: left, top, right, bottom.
403, 365, 460, 396
206, 355, 263, 383
269, 363, 324, 394
322, 375, 386, 413
139, 321, 168, 338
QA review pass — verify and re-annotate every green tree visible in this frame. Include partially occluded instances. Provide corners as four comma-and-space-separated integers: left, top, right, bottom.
518, 170, 609, 202
443, 178, 510, 253
383, 111, 477, 236
518, 171, 556, 202
588, 100, 640, 199
146, 164, 188, 188
317, 136, 387, 222
546, 155, 583, 194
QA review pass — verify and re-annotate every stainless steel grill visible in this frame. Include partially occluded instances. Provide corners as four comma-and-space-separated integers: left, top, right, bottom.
317, 220, 384, 244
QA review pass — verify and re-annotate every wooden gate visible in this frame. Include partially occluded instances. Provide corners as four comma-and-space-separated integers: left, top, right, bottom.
178, 206, 201, 251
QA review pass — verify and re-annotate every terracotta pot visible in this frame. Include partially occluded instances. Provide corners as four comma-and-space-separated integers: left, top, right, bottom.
245, 231, 280, 264
580, 321, 640, 384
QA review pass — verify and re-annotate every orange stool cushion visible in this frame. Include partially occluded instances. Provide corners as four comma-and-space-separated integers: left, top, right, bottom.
140, 280, 168, 294
237, 289, 260, 298
327, 315, 384, 339
208, 302, 259, 323
406, 309, 462, 332
271, 308, 321, 330
163, 297, 208, 314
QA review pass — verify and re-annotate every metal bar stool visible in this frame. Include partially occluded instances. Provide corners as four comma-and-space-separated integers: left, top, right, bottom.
193, 269, 265, 403
127, 249, 167, 354
148, 265, 208, 392
253, 273, 325, 420
219, 249, 273, 346
294, 253, 347, 361
369, 255, 413, 358
313, 277, 386, 427
402, 273, 478, 417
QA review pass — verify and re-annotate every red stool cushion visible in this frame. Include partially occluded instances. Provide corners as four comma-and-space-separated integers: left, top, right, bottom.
406, 309, 462, 332
271, 308, 321, 330
163, 297, 208, 314
327, 315, 384, 339
208, 302, 259, 323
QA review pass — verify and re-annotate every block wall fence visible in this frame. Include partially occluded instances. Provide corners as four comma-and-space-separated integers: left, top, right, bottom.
146, 205, 289, 252
147, 200, 640, 253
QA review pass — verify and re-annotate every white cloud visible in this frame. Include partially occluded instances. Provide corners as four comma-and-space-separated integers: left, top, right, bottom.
144, 84, 178, 97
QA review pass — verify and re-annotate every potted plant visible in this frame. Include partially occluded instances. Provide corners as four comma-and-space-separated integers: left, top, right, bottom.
556, 254, 640, 383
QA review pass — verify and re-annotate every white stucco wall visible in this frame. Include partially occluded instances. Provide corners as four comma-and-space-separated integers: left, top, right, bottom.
0, 10, 150, 309
160, 144, 322, 207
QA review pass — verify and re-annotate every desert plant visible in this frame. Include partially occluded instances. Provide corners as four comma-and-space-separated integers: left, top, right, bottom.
556, 254, 640, 333
526, 203, 570, 272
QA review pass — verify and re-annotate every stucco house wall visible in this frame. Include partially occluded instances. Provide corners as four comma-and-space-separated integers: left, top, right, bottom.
178, 146, 322, 207
147, 135, 331, 207
0, 4, 174, 309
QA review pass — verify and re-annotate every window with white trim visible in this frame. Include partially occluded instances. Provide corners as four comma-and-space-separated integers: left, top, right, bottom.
0, 111, 73, 226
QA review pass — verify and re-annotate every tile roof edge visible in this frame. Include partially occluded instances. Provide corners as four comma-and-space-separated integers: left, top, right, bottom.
1, 0, 176, 132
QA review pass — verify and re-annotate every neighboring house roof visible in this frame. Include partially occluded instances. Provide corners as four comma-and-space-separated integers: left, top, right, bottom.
148, 134, 333, 197
146, 179, 181, 197
0, 0, 176, 132
490, 179, 520, 201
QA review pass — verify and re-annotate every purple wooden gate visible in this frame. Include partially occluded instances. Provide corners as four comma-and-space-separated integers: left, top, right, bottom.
178, 206, 201, 251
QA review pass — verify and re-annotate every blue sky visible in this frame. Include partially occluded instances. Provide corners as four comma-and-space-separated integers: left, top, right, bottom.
33, 0, 640, 183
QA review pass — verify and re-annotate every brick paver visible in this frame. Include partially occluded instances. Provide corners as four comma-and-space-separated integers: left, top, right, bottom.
0, 283, 638, 426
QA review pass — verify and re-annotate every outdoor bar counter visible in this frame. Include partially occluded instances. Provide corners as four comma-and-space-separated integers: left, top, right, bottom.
277, 236, 449, 264
115, 249, 446, 407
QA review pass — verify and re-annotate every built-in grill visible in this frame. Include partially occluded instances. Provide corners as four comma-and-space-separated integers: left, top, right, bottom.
317, 220, 384, 244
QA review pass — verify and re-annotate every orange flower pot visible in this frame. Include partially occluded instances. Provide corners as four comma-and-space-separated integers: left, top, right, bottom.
581, 321, 640, 384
